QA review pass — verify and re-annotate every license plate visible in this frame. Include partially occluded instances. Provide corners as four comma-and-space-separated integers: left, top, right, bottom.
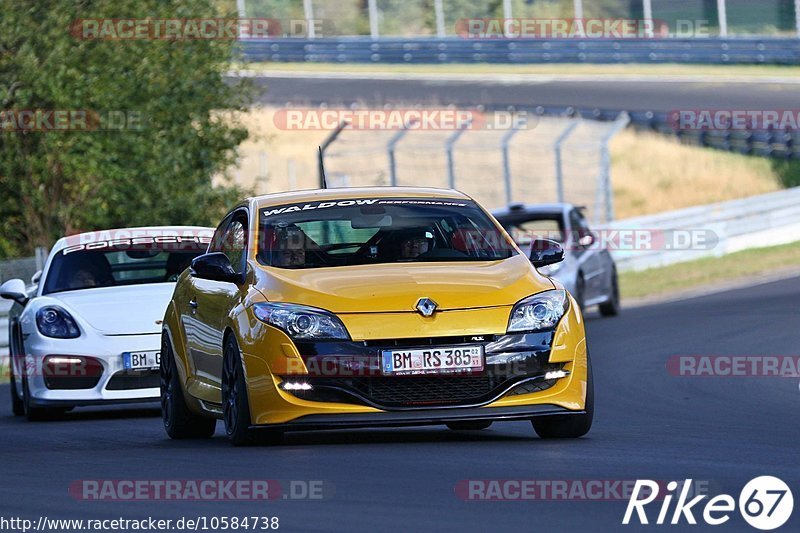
381, 346, 484, 376
122, 351, 161, 370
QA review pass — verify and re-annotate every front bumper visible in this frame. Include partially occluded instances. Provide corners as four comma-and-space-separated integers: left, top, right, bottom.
20, 332, 162, 405
240, 298, 588, 427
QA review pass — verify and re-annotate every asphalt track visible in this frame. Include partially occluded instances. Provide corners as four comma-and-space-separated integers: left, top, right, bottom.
1, 277, 799, 532
246, 74, 800, 112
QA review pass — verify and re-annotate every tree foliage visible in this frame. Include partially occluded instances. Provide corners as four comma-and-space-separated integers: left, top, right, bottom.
0, 0, 252, 257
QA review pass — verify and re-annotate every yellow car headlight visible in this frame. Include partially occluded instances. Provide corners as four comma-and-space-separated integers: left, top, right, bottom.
253, 302, 350, 340
507, 289, 569, 333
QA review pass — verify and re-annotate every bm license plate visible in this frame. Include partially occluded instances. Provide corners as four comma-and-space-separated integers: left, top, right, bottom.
381, 346, 484, 376
122, 351, 161, 370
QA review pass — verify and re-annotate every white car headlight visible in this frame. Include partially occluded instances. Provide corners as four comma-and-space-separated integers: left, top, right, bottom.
507, 290, 569, 333
36, 306, 81, 339
253, 303, 350, 340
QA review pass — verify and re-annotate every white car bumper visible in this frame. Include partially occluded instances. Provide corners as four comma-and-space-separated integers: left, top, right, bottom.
20, 332, 162, 406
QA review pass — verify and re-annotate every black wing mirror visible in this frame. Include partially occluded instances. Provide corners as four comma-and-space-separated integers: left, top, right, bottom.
190, 253, 240, 284
529, 239, 565, 268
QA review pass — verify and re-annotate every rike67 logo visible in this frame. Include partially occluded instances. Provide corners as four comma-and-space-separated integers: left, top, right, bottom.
623, 477, 793, 530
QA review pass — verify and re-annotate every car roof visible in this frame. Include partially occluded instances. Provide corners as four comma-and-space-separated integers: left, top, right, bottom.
50, 226, 214, 254
491, 203, 573, 218
250, 187, 471, 209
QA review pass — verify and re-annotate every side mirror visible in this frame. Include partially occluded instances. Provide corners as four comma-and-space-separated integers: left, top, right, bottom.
0, 279, 29, 305
529, 239, 565, 268
190, 253, 240, 284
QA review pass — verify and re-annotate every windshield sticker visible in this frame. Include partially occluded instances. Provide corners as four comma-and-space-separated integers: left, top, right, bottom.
262, 198, 471, 218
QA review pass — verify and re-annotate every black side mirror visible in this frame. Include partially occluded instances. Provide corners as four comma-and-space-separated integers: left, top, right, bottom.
190, 253, 240, 284
529, 239, 565, 268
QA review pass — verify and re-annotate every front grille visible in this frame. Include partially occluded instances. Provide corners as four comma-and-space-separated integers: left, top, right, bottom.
44, 375, 102, 390
293, 374, 512, 409
106, 370, 160, 391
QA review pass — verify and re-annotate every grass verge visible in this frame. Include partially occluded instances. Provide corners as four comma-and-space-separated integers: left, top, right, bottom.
620, 240, 800, 300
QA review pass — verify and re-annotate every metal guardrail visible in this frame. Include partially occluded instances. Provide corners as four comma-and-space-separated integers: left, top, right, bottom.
607, 186, 800, 272
0, 300, 10, 358
241, 37, 800, 65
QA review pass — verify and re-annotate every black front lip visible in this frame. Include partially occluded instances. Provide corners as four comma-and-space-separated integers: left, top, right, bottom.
250, 404, 583, 432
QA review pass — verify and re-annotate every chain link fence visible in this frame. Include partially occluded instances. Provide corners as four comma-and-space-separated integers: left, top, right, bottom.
320, 111, 629, 224
240, 0, 800, 38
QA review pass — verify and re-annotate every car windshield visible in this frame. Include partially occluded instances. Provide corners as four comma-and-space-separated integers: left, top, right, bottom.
43, 239, 209, 294
258, 197, 517, 269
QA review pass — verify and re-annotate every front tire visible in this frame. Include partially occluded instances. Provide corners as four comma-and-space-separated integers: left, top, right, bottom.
223, 335, 282, 446
10, 367, 24, 416
598, 269, 620, 317
532, 354, 594, 439
160, 334, 216, 439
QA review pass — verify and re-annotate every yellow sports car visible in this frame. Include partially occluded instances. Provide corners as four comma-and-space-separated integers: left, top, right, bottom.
161, 188, 592, 445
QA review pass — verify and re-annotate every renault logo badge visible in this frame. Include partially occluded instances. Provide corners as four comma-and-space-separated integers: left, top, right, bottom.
416, 298, 438, 317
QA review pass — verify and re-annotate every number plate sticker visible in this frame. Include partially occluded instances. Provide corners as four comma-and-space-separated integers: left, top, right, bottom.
122, 351, 161, 370
381, 346, 484, 376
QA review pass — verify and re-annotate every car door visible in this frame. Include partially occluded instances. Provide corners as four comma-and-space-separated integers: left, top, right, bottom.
183, 210, 249, 400
569, 208, 605, 302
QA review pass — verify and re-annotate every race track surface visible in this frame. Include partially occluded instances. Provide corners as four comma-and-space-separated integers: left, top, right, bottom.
1, 277, 798, 532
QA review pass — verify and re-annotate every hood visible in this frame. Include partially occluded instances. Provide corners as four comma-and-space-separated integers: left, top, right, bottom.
49, 283, 175, 335
254, 254, 553, 313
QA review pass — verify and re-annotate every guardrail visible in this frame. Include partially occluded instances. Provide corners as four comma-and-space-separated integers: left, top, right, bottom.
241, 37, 800, 65
1, 300, 10, 359
607, 186, 800, 272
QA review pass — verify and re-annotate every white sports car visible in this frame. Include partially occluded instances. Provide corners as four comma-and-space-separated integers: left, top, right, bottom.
0, 226, 212, 420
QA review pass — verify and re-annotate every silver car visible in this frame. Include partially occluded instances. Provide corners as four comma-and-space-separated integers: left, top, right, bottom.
492, 203, 620, 317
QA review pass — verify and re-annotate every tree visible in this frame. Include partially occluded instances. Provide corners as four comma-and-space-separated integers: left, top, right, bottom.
0, 0, 253, 257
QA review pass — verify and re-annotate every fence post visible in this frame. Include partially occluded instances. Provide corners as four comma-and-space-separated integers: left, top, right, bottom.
795, 0, 800, 38
304, 0, 316, 39
236, 0, 248, 39
573, 0, 584, 19
554, 120, 580, 204
717, 0, 728, 37
503, 0, 513, 20
368, 0, 379, 39
642, 0, 654, 38
501, 124, 521, 205
35, 247, 47, 272
598, 112, 630, 224
446, 120, 472, 190
434, 0, 446, 38
387, 120, 417, 186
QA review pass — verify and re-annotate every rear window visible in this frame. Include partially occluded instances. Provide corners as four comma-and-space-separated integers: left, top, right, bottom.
43, 235, 210, 294
258, 197, 517, 269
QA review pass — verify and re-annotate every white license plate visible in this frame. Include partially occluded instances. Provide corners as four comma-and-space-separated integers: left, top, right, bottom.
122, 351, 161, 370
381, 346, 484, 376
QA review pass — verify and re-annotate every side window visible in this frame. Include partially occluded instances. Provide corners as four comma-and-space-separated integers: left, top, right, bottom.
222, 217, 247, 275
570, 210, 593, 245
209, 215, 232, 253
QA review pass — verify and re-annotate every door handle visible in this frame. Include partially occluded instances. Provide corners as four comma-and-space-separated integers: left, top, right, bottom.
189, 299, 198, 309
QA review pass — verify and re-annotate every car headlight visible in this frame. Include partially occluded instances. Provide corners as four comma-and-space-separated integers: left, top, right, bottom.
507, 290, 569, 333
36, 306, 81, 339
253, 303, 350, 340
